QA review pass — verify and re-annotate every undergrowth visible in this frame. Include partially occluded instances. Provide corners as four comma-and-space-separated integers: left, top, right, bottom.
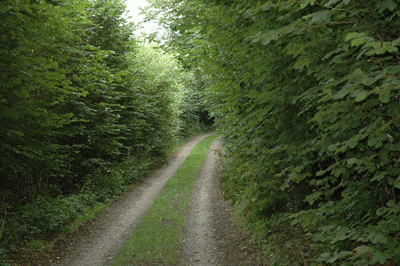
220, 153, 321, 266
1, 156, 158, 265
234, 212, 320, 266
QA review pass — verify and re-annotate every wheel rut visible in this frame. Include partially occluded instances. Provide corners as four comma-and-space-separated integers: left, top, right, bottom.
178, 138, 265, 266
35, 134, 265, 266
36, 133, 213, 266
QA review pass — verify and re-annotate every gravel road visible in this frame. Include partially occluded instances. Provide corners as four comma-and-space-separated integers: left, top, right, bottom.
178, 138, 265, 266
34, 133, 265, 266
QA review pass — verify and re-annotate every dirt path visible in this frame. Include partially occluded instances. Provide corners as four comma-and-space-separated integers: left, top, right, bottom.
35, 134, 265, 266
36, 133, 213, 266
178, 138, 265, 266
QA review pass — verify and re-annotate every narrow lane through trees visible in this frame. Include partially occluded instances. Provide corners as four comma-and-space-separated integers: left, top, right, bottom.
37, 134, 265, 266
38, 133, 213, 266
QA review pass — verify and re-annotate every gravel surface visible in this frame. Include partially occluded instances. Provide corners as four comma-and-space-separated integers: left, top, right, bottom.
33, 134, 266, 266
178, 138, 265, 266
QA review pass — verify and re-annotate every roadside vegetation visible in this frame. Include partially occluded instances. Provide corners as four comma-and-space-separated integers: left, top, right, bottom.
3, 0, 400, 265
145, 0, 400, 265
0, 0, 212, 264
113, 133, 218, 265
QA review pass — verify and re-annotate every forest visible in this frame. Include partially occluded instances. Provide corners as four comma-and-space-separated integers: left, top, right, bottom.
0, 0, 211, 263
1, 0, 400, 265
144, 0, 400, 265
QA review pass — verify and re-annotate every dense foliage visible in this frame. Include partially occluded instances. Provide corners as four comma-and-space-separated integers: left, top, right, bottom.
0, 0, 208, 263
145, 0, 400, 264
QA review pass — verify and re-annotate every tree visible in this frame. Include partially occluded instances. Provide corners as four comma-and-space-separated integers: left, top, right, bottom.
143, 0, 400, 264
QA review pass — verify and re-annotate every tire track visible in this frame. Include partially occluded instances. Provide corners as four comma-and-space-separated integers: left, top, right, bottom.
178, 138, 220, 265
36, 133, 214, 266
179, 138, 265, 266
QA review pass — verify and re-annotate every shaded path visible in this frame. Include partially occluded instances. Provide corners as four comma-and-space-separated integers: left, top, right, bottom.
179, 138, 265, 265
36, 133, 214, 266
178, 139, 220, 265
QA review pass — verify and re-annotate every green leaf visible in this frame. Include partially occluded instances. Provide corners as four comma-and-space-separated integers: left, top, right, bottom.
372, 172, 387, 182
345, 32, 362, 41
355, 91, 368, 102
376, 207, 388, 216
328, 144, 338, 151
368, 137, 378, 147
311, 10, 331, 23
334, 88, 350, 99
388, 65, 400, 74
362, 77, 377, 86
377, 0, 398, 13
372, 232, 388, 244
394, 178, 400, 189
383, 42, 398, 53
243, 9, 253, 19
325, 0, 339, 7
393, 37, 400, 45
312, 233, 325, 241
334, 167, 346, 177
293, 58, 311, 70
326, 251, 352, 263
348, 138, 358, 148
320, 252, 331, 258
387, 200, 395, 207
261, 36, 272, 45
375, 46, 387, 54
306, 191, 323, 205
351, 37, 368, 47
372, 250, 392, 264
347, 158, 358, 165
300, 0, 316, 9
379, 91, 391, 103
390, 143, 400, 151
80, 90, 89, 97
351, 68, 363, 78
353, 245, 371, 255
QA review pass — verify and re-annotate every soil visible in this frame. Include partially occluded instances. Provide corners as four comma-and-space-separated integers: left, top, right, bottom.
178, 138, 265, 266
31, 133, 266, 266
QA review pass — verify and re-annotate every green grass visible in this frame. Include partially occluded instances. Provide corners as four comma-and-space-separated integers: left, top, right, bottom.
112, 133, 218, 265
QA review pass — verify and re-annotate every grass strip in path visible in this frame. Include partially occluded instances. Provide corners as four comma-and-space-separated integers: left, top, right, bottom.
112, 133, 219, 265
